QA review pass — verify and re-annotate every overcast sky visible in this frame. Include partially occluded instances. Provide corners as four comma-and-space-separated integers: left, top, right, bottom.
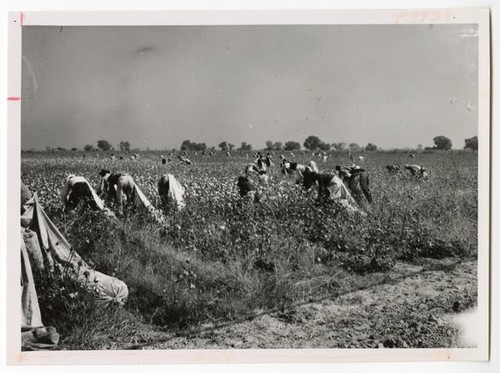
21, 24, 478, 151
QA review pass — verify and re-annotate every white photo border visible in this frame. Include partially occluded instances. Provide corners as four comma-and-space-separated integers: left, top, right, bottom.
6, 8, 491, 365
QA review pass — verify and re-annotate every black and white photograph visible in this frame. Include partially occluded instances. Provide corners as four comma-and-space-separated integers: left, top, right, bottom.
6, 8, 491, 364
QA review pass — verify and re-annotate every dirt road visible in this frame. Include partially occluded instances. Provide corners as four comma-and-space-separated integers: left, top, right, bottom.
132, 258, 477, 350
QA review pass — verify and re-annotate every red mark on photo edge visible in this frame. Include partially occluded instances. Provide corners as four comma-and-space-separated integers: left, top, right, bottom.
8, 97, 21, 101
20, 12, 25, 26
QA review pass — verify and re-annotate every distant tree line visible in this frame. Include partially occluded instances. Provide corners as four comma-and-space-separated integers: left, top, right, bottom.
41, 134, 479, 153
81, 140, 131, 152
239, 142, 252, 151
181, 140, 207, 152
218, 141, 235, 152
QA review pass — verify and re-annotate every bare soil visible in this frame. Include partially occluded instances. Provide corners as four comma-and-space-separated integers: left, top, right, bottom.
125, 258, 477, 350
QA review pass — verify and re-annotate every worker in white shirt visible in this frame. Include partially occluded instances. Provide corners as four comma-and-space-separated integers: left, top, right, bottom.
98, 169, 137, 214
61, 174, 102, 213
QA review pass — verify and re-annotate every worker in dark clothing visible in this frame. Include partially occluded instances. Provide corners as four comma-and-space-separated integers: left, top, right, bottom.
237, 175, 261, 203
404, 164, 429, 179
21, 182, 33, 214
237, 175, 255, 198
337, 165, 373, 210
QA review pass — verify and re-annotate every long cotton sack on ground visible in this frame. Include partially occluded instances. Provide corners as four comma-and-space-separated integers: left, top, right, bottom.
20, 232, 44, 330
22, 196, 129, 307
60, 176, 119, 222
166, 174, 186, 210
133, 183, 170, 227
326, 176, 367, 216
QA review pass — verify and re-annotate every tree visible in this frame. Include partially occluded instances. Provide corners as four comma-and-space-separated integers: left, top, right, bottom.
194, 142, 207, 152
228, 143, 235, 151
83, 144, 94, 152
97, 139, 113, 152
349, 143, 361, 152
120, 141, 131, 152
239, 142, 252, 151
331, 142, 347, 151
303, 136, 323, 151
180, 140, 191, 151
318, 142, 331, 151
417, 144, 423, 151
284, 141, 301, 151
265, 141, 284, 151
218, 141, 228, 151
365, 143, 378, 151
181, 140, 207, 152
464, 136, 478, 152
71, 147, 79, 151
433, 136, 452, 150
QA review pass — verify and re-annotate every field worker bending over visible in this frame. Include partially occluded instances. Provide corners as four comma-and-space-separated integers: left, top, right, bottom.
244, 163, 259, 174
302, 168, 366, 216
281, 159, 306, 175
98, 169, 136, 213
157, 174, 186, 212
237, 174, 261, 203
177, 154, 192, 165
308, 160, 319, 173
244, 163, 268, 184
264, 153, 274, 168
61, 174, 104, 214
386, 164, 401, 174
404, 164, 428, 179
254, 154, 267, 173
21, 182, 35, 228
336, 165, 373, 211
21, 182, 33, 214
